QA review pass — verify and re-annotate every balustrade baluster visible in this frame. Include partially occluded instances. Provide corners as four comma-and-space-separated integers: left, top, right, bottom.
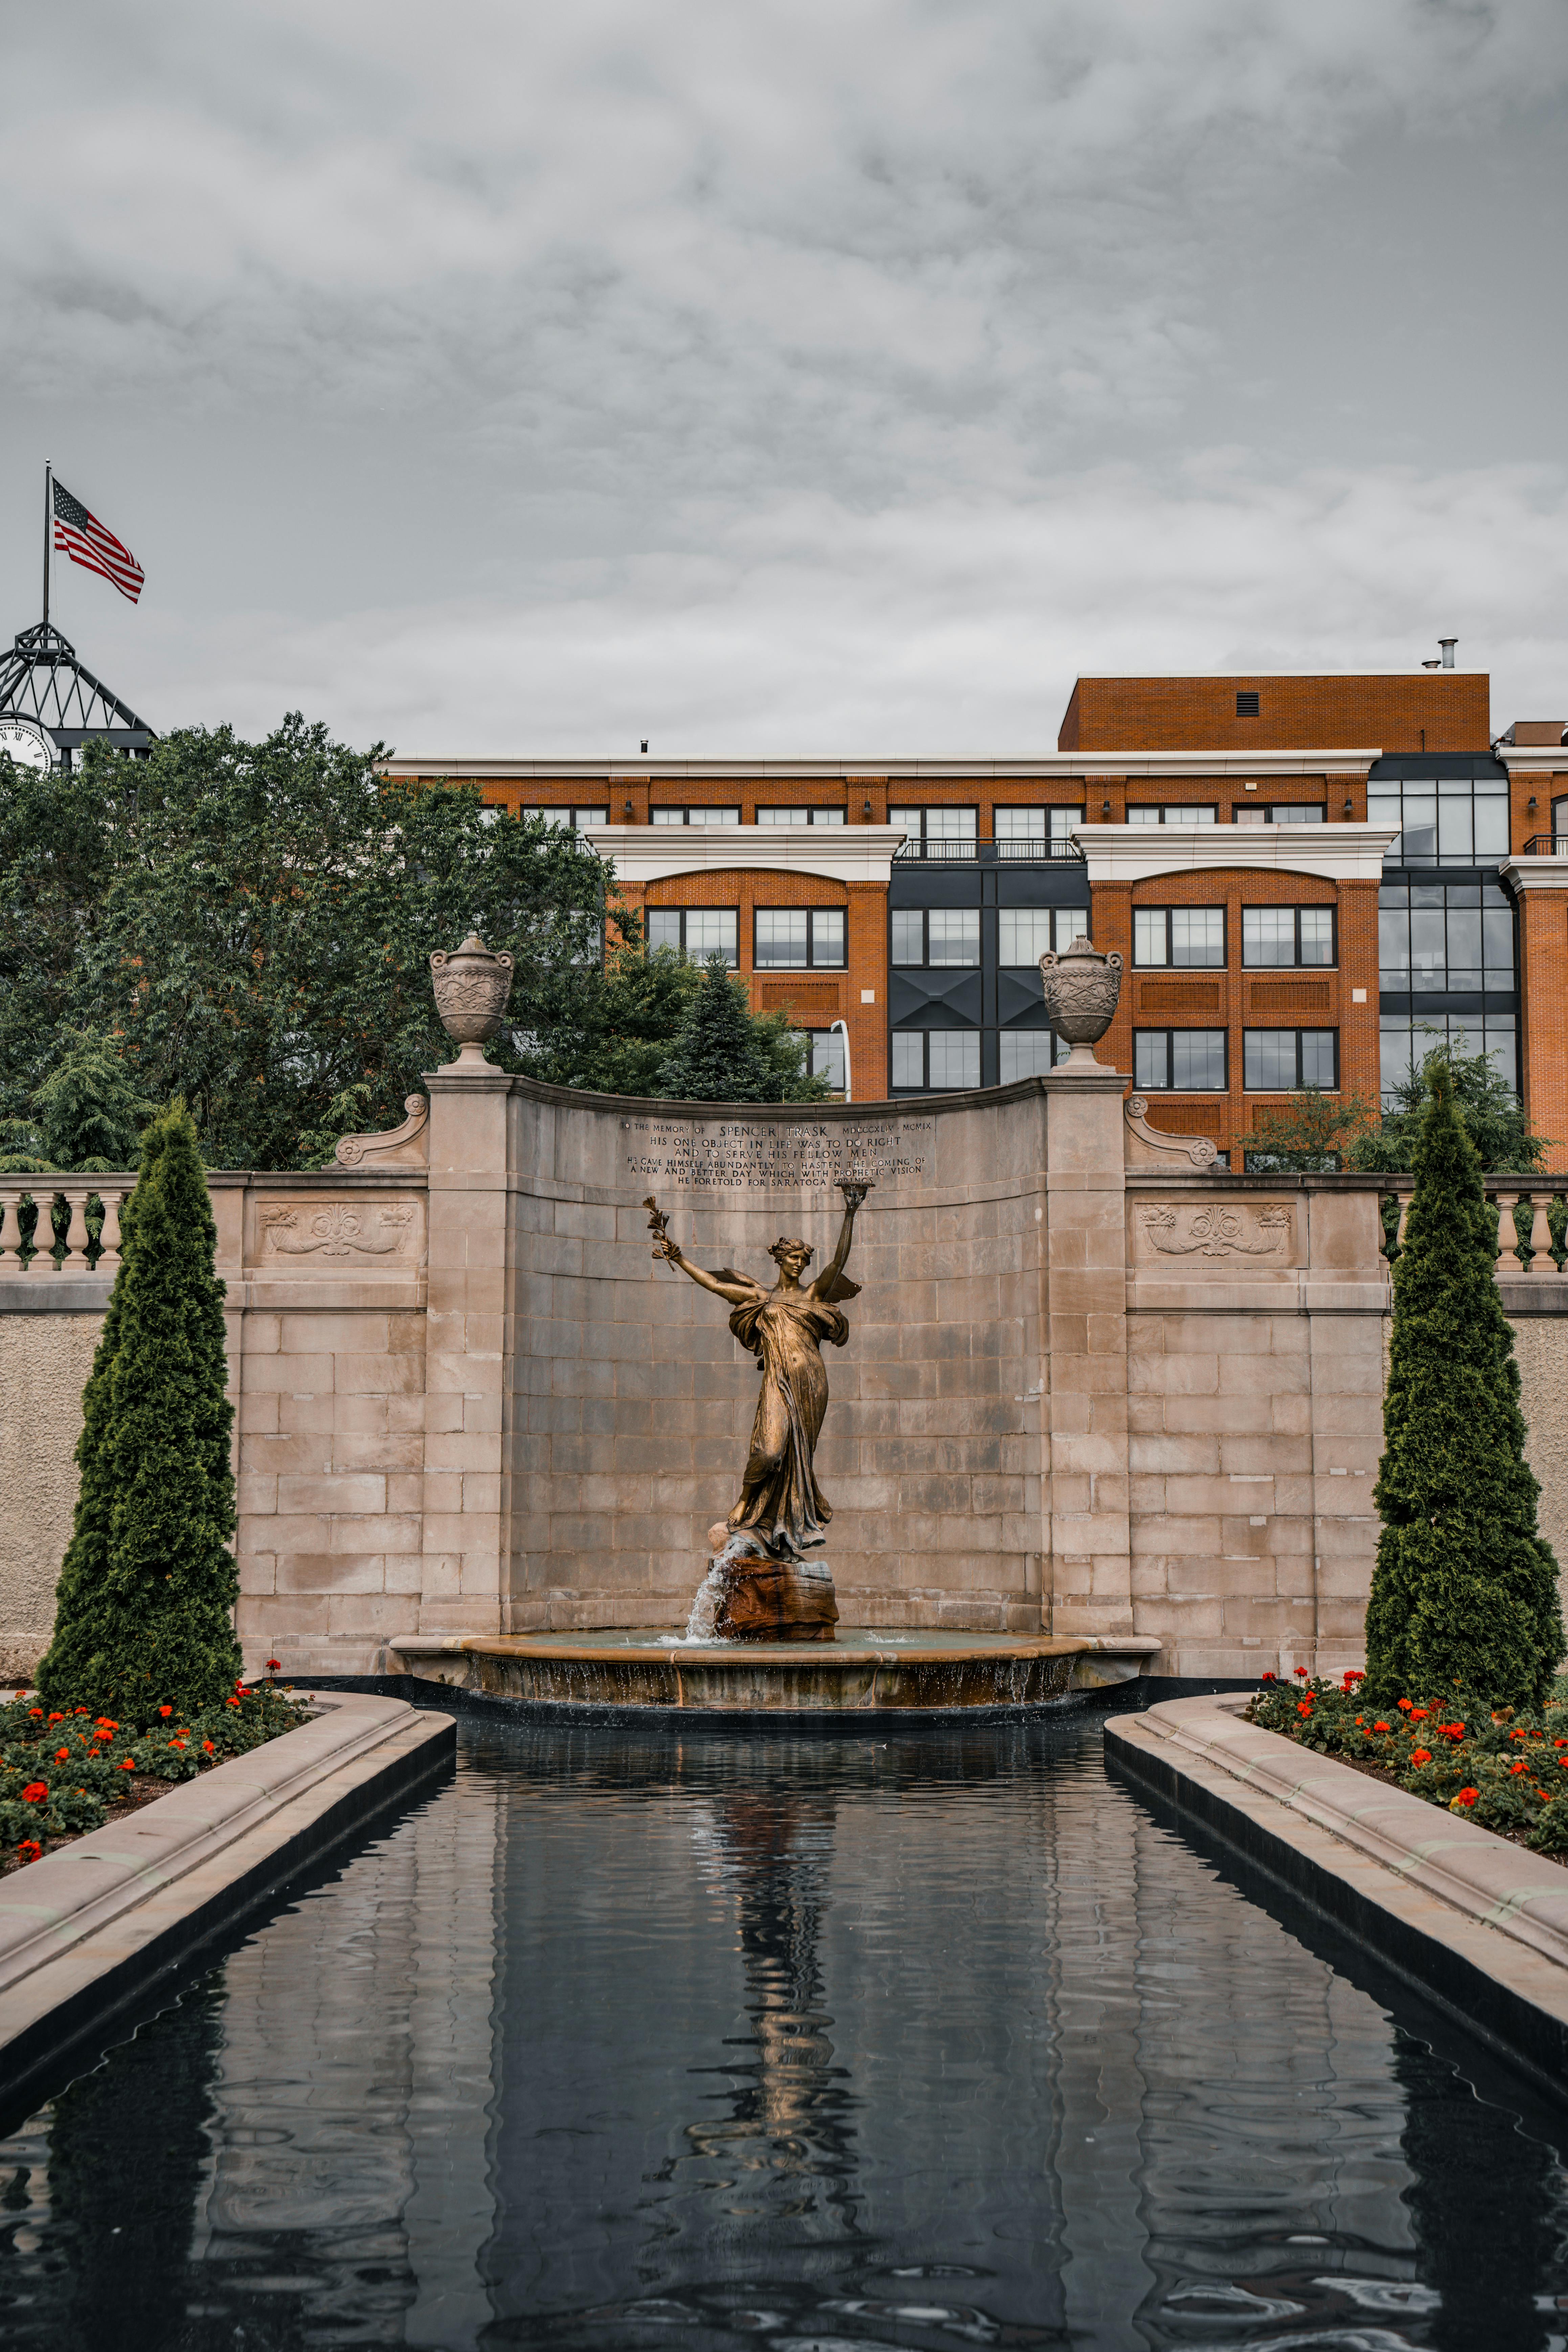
97, 1189, 123, 1276
63, 1187, 90, 1273
1493, 1191, 1519, 1277
1396, 1193, 1412, 1253
1528, 1194, 1555, 1274
0, 1186, 19, 1271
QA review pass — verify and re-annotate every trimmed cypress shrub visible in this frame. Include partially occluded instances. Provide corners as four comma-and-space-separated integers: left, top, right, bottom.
1365, 1065, 1564, 1706
655, 952, 789, 1102
38, 1103, 241, 1716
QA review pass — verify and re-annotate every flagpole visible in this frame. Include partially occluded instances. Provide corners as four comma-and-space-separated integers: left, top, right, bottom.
43, 461, 52, 632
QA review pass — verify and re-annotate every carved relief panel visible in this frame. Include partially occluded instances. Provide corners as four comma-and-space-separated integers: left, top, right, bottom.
244, 1192, 426, 1272
1131, 1199, 1297, 1268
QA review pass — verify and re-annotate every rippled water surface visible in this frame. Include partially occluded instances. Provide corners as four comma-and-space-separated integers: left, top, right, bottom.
3, 1708, 1568, 2351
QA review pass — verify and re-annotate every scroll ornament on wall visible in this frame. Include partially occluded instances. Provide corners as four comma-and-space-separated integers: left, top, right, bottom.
1137, 1203, 1294, 1261
261, 1204, 417, 1259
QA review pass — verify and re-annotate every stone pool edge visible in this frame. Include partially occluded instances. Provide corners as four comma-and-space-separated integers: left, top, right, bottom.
0, 1691, 454, 2120
1107, 1695, 1568, 2100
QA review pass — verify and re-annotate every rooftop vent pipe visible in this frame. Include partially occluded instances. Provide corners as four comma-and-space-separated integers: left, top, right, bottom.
1439, 637, 1456, 668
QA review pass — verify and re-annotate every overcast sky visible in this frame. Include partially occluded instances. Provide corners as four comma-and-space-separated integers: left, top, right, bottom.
3, 0, 1566, 755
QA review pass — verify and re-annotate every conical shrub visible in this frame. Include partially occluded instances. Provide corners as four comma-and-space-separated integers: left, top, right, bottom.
655, 951, 786, 1101
1365, 1065, 1564, 1706
38, 1103, 241, 1716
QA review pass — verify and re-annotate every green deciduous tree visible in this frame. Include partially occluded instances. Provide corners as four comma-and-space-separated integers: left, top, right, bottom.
654, 953, 824, 1102
0, 720, 615, 1168
38, 1102, 243, 1717
1237, 1085, 1379, 1173
1352, 1037, 1547, 1173
1364, 1065, 1563, 1707
0, 1025, 158, 1172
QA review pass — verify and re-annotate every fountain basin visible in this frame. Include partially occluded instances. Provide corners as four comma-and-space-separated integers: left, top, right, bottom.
386, 1629, 1159, 1715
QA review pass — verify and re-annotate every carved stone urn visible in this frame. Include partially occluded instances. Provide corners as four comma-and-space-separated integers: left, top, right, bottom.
1038, 934, 1123, 1065
430, 933, 515, 1069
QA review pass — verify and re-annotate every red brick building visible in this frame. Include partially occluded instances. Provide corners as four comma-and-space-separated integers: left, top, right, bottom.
385, 668, 1568, 1165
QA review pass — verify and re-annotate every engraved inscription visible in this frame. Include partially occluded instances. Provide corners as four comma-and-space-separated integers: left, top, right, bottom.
1136, 1202, 1294, 1262
621, 1117, 934, 1189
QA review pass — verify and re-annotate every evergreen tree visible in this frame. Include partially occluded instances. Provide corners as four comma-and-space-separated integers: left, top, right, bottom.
654, 953, 820, 1102
38, 1104, 242, 1717
1364, 1065, 1563, 1706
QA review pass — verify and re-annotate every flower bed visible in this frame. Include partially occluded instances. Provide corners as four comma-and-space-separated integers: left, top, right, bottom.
1247, 1669, 1568, 1857
0, 1673, 308, 1875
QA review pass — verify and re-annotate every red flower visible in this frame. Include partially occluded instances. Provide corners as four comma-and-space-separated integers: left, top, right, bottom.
1511, 1761, 1529, 1776
1409, 1707, 1429, 1721
1410, 1748, 1433, 1766
27, 1708, 42, 1719
1296, 1702, 1313, 1717
16, 1840, 41, 1863
158, 1705, 173, 1718
226, 1697, 240, 1709
1294, 1667, 1308, 1678
54, 1748, 69, 1763
1396, 1698, 1413, 1712
119, 1757, 135, 1772
1374, 1721, 1391, 1733
265, 1658, 281, 1673
1453, 1788, 1479, 1809
21, 1781, 47, 1802
168, 1739, 187, 1750
1354, 1716, 1365, 1727
46, 1712, 63, 1725
202, 1739, 216, 1754
1260, 1671, 1276, 1683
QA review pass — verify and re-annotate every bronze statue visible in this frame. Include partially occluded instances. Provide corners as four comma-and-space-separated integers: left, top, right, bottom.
646, 1181, 872, 1640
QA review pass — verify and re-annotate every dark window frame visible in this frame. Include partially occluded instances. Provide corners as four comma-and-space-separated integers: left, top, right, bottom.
753, 806, 848, 826
1125, 804, 1219, 827
648, 805, 742, 826
889, 906, 983, 969
890, 1028, 983, 1092
753, 906, 847, 970
1241, 1027, 1340, 1091
887, 805, 980, 849
1130, 905, 1228, 969
1131, 1028, 1229, 1092
645, 905, 740, 966
991, 803, 1085, 842
1240, 905, 1338, 969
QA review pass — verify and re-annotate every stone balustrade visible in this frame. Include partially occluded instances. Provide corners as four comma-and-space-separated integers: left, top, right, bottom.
0, 1177, 129, 1276
1376, 1178, 1567, 1276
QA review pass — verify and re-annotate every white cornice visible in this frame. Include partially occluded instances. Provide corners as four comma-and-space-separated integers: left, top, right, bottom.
583, 823, 908, 886
1498, 745, 1568, 773
1072, 822, 1400, 885
382, 751, 1383, 783
1500, 854, 1568, 891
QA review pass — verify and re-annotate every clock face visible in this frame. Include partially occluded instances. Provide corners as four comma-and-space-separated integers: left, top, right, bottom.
0, 717, 51, 772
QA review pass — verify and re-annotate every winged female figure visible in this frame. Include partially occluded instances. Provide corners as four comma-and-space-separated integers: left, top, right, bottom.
646, 1180, 871, 1562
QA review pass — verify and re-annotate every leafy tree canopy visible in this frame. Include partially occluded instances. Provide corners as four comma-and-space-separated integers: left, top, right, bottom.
0, 1025, 159, 1172
1238, 1039, 1548, 1175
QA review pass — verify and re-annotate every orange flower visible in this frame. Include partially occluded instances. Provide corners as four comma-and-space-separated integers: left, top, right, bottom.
1374, 1721, 1391, 1733
1410, 1748, 1433, 1766
1452, 1788, 1479, 1809
16, 1839, 41, 1863
202, 1739, 216, 1754
1396, 1699, 1413, 1712
119, 1757, 135, 1772
20, 1781, 47, 1802
158, 1705, 173, 1719
1511, 1761, 1530, 1776
54, 1748, 69, 1763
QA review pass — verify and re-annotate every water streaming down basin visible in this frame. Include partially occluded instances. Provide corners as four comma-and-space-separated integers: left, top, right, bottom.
3, 1708, 1568, 2351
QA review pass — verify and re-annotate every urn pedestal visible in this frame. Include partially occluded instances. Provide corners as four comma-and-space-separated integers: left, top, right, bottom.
430, 933, 515, 1070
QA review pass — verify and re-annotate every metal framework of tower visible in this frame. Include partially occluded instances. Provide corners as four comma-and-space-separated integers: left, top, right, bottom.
0, 620, 153, 765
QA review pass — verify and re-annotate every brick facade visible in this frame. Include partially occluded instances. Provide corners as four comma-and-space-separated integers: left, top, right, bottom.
1059, 672, 1491, 755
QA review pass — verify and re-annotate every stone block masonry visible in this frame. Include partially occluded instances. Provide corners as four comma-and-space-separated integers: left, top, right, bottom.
5, 1080, 1568, 1681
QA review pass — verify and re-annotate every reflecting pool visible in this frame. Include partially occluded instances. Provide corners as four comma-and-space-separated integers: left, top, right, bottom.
3, 1707, 1568, 2351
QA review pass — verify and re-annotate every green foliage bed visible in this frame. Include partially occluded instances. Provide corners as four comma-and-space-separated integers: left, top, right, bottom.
1249, 1670, 1568, 1855
0, 1680, 306, 1872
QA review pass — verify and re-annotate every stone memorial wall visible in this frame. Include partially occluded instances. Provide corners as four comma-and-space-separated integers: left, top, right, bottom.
3, 1069, 1567, 1685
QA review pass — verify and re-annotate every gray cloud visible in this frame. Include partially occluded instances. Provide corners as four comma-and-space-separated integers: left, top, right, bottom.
2, 1, 1565, 745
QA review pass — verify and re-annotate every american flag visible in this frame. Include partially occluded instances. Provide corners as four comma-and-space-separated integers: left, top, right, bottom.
52, 480, 145, 604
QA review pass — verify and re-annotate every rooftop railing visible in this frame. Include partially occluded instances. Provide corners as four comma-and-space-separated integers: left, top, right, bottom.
1522, 835, 1568, 857
893, 838, 1087, 864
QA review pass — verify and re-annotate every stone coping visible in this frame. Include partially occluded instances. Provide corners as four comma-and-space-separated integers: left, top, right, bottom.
0, 1692, 453, 2119
1107, 1695, 1568, 2089
394, 1630, 1159, 1664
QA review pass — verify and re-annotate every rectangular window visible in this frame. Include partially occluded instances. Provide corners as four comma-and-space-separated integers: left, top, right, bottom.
1133, 908, 1225, 966
1236, 691, 1260, 716
1126, 805, 1217, 826
1133, 1030, 1227, 1091
756, 806, 845, 825
1243, 1029, 1338, 1089
998, 1031, 1062, 1080
1377, 880, 1515, 991
1241, 907, 1337, 967
536, 805, 609, 829
998, 908, 1067, 965
1269, 804, 1324, 824
892, 1031, 980, 1090
651, 806, 740, 825
753, 909, 846, 969
994, 806, 1045, 842
646, 908, 738, 965
1381, 1012, 1518, 1102
891, 909, 980, 966
889, 806, 978, 855
805, 1029, 846, 1089
992, 806, 1084, 851
1367, 775, 1511, 866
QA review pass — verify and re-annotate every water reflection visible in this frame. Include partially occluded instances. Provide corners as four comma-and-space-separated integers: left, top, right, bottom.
1, 1711, 1567, 2352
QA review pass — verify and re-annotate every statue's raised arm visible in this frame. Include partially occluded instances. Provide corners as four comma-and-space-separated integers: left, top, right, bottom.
645, 1197, 761, 1306
812, 1180, 872, 1302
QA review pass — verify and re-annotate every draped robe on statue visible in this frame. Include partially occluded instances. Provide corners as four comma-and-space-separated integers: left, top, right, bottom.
721, 1277, 853, 1557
